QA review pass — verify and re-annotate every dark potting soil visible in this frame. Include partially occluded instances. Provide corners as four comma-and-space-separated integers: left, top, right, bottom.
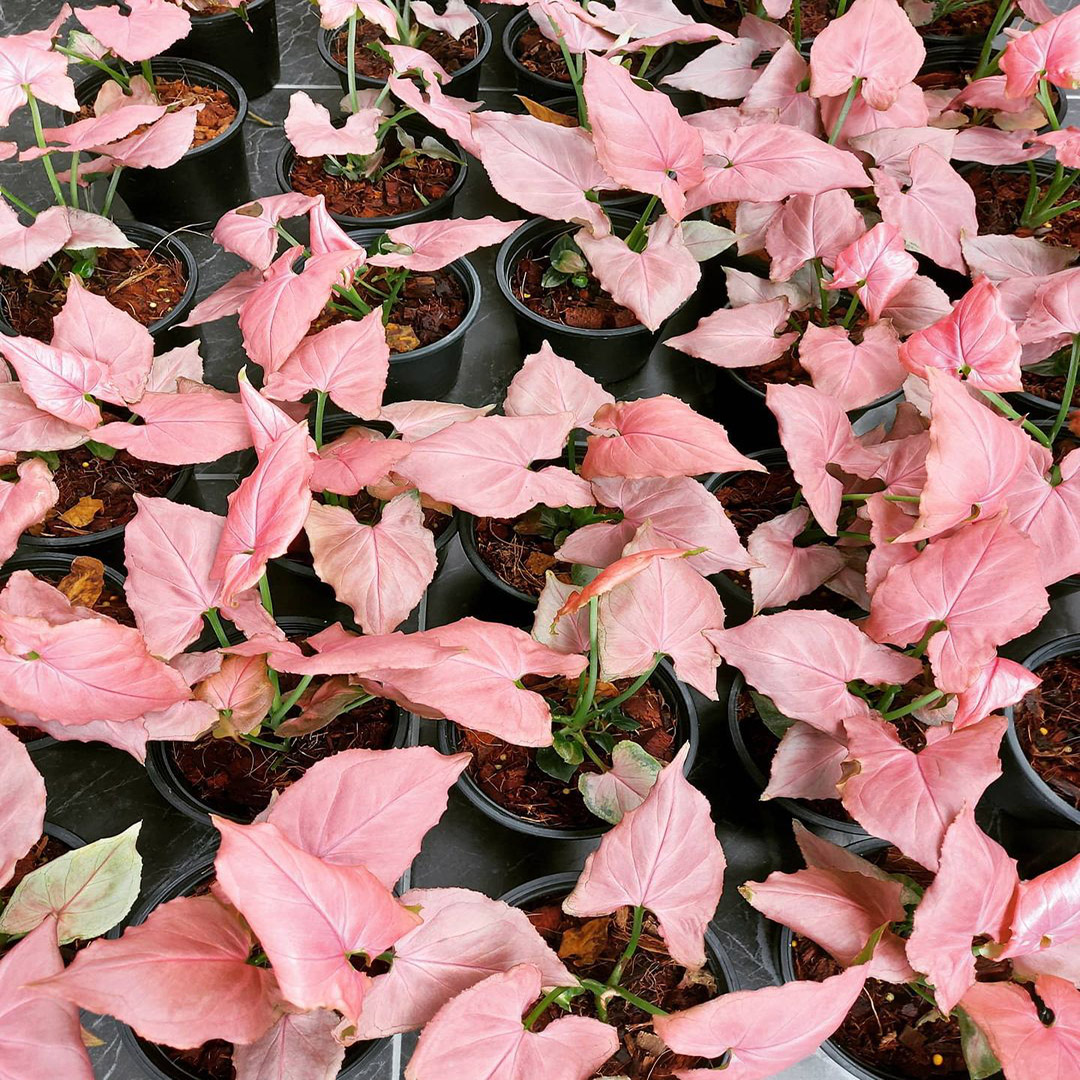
288, 135, 460, 219
524, 898, 724, 1077
0, 834, 68, 906
1014, 653, 1080, 809
172, 0, 242, 15
164, 1041, 236, 1080
512, 252, 639, 330
457, 676, 677, 828
1020, 360, 1074, 406
967, 166, 1080, 248
0, 246, 188, 341
168, 681, 397, 819
473, 512, 574, 597
314, 266, 466, 351
330, 18, 478, 79
513, 26, 659, 83
17, 447, 178, 538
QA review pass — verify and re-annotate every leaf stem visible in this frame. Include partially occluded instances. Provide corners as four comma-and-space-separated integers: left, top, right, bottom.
523, 986, 572, 1030
882, 689, 944, 722
314, 389, 328, 450
204, 608, 231, 648
101, 164, 123, 217
570, 597, 600, 723
979, 390, 1053, 447
346, 11, 360, 115
594, 656, 660, 716
26, 91, 66, 207
269, 674, 313, 727
607, 905, 644, 988
625, 194, 659, 254
258, 573, 274, 617
0, 188, 36, 217
827, 76, 863, 147
1047, 332, 1080, 446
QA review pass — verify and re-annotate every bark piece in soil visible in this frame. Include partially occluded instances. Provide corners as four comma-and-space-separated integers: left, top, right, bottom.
1014, 653, 1080, 809
457, 675, 677, 828
0, 246, 188, 342
524, 897, 724, 1078
512, 252, 639, 330
312, 265, 466, 350
288, 132, 460, 218
967, 165, 1080, 249
330, 19, 478, 78
473, 514, 574, 597
17, 447, 179, 538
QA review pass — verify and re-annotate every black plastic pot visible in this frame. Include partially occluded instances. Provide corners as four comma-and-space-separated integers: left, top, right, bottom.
165, 0, 280, 99
114, 860, 382, 1078
346, 228, 480, 401
318, 7, 491, 99
275, 126, 468, 230
15, 465, 192, 560
500, 872, 738, 992
990, 634, 1080, 830
726, 670, 868, 837
502, 10, 675, 103
43, 821, 85, 851
0, 222, 200, 354
496, 213, 674, 385
436, 658, 700, 839
0, 553, 128, 752
74, 58, 250, 231
145, 615, 411, 826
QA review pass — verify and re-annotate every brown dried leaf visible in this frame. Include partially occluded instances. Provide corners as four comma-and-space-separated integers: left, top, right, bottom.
525, 551, 557, 577
81, 1026, 105, 1048
558, 916, 610, 965
58, 556, 106, 609
385, 323, 421, 353
516, 95, 578, 127
59, 496, 104, 528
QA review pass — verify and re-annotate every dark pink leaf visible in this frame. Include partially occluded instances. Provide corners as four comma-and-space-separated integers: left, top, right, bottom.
310, 426, 412, 496
195, 654, 275, 736
952, 656, 1042, 730
564, 745, 725, 968
0, 458, 58, 564
825, 221, 918, 322
666, 297, 800, 370
1001, 6, 1080, 98
1007, 444, 1080, 586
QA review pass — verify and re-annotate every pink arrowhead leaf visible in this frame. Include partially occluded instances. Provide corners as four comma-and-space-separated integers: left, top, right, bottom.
264, 309, 389, 421
32, 894, 281, 1048
393, 412, 593, 518
0, 724, 46, 890
900, 278, 1023, 392
284, 91, 380, 157
1001, 6, 1080, 98
212, 193, 321, 272
558, 474, 754, 576
960, 976, 1080, 1076
953, 126, 1044, 166
660, 38, 763, 98
195, 654, 276, 736
707, 610, 922, 735
766, 382, 883, 535
75, 0, 191, 61
874, 148, 977, 275
765, 191, 866, 282
236, 370, 297, 455
576, 215, 700, 331
0, 203, 75, 274
906, 805, 1019, 1012
747, 506, 847, 613
379, 399, 494, 441
367, 216, 525, 273
0, 383, 87, 452
840, 713, 1007, 870
1011, 937, 1080, 984
1000, 851, 1080, 959
688, 125, 870, 208
357, 888, 574, 1038
182, 267, 266, 327
0, 335, 114, 429
0, 612, 191, 723
741, 41, 820, 133
310, 426, 412, 496
952, 656, 1042, 730
555, 542, 696, 617
666, 297, 799, 370
792, 820, 897, 881
584, 54, 703, 219
50, 274, 153, 403
0, 35, 77, 128
469, 112, 613, 235
211, 419, 316, 604
91, 107, 200, 170
305, 494, 436, 634
1007, 445, 1080, 586
0, 919, 93, 1080
238, 248, 363, 374
94, 382, 254, 466
317, 0, 399, 32
41, 104, 167, 150
589, 0, 725, 39
234, 1010, 344, 1080
563, 744, 725, 968
654, 962, 869, 1080
532, 573, 593, 655
864, 514, 1048, 693
0, 458, 58, 565
596, 522, 727, 697
962, 234, 1078, 282
214, 818, 420, 1024
762, 721, 848, 803
504, 341, 614, 432
849, 126, 957, 182
404, 964, 618, 1080
825, 221, 918, 322
1020, 266, 1080, 342
362, 618, 587, 746
532, 0, 616, 53
808, 0, 925, 109
579, 739, 662, 824
881, 273, 953, 334
798, 321, 906, 411
386, 75, 483, 157
412, 0, 477, 36
265, 746, 469, 886
581, 395, 764, 479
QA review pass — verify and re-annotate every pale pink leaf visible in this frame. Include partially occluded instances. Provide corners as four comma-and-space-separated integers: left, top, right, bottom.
0, 203, 74, 274
798, 320, 906, 411
0, 334, 113, 429
92, 107, 199, 170
666, 296, 800, 370
74, 0, 191, 61
284, 91, 380, 157
504, 342, 614, 433
195, 654, 275, 736
1006, 445, 1080, 586
849, 126, 957, 182
1000, 852, 1080, 958
825, 221, 918, 322
953, 656, 1042, 730
765, 191, 866, 282
0, 35, 77, 127
532, 573, 592, 654
182, 267, 266, 327
212, 193, 321, 272
1001, 6, 1080, 98
762, 721, 848, 802
660, 38, 763, 98
962, 234, 1077, 282
881, 273, 953, 334
379, 399, 494, 440
0, 458, 58, 564
310, 426, 411, 496
367, 216, 524, 273
0, 725, 46, 890
1019, 266, 1080, 342
234, 1010, 345, 1080
579, 740, 662, 824
0, 383, 86, 453
953, 126, 1044, 165
747, 506, 846, 613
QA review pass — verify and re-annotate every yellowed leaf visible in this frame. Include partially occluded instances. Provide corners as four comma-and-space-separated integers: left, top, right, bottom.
558, 917, 610, 965
81, 1026, 105, 1048
59, 497, 104, 528
58, 556, 105, 609
516, 95, 578, 127
385, 323, 421, 353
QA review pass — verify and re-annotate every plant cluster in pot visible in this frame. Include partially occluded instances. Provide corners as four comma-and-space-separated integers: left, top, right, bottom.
186, 192, 515, 402
59, 0, 251, 229
315, 0, 491, 99
0, 725, 148, 1076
